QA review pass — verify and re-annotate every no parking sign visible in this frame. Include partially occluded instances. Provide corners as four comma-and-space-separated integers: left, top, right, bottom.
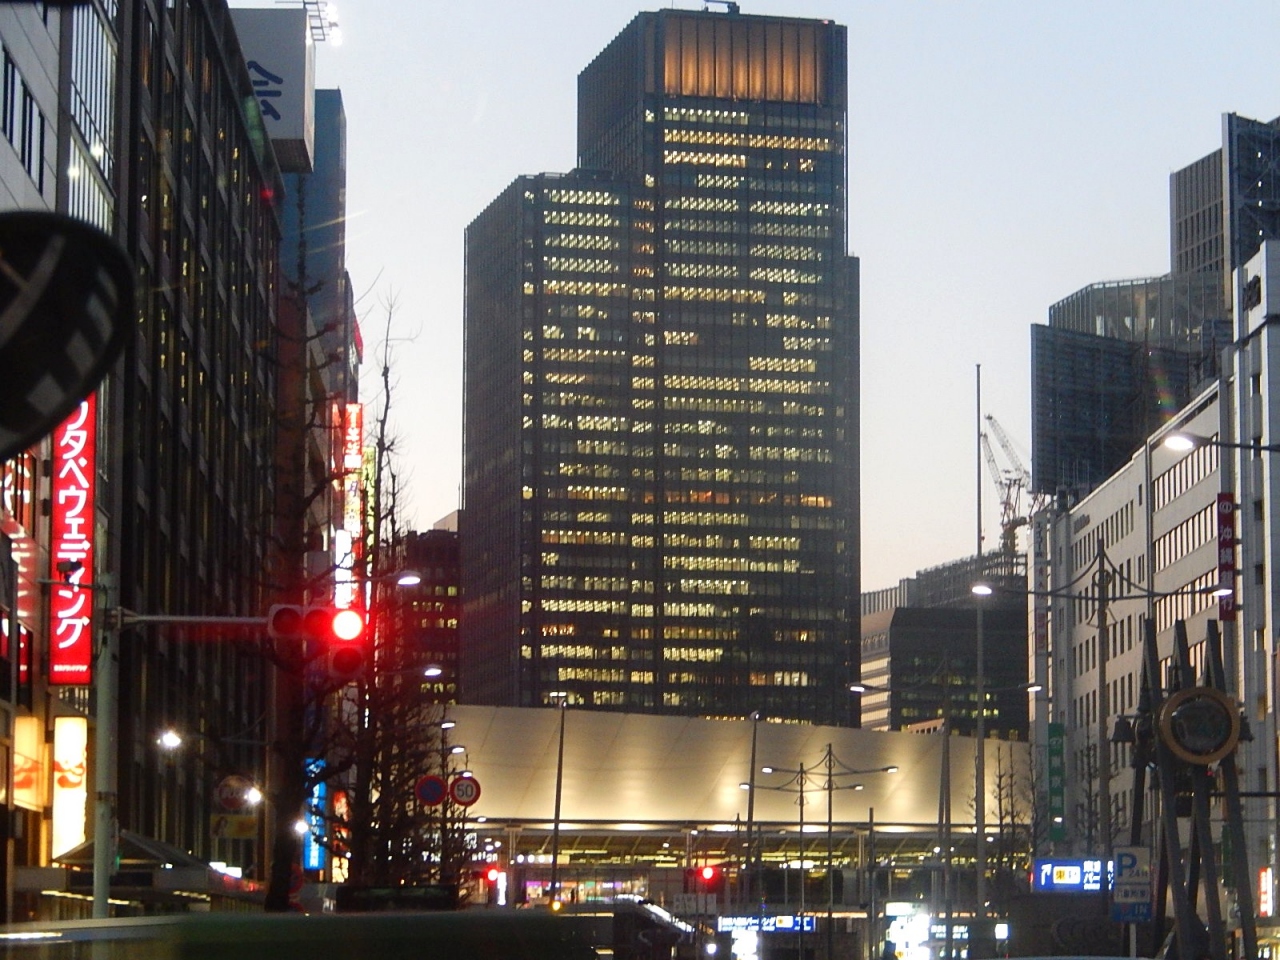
415, 774, 447, 807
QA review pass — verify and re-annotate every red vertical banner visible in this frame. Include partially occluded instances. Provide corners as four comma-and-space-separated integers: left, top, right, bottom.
49, 396, 97, 684
1217, 492, 1237, 622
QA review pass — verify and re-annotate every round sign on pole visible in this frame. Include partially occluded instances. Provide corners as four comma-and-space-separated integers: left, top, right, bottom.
449, 776, 481, 807
415, 774, 448, 807
215, 775, 255, 813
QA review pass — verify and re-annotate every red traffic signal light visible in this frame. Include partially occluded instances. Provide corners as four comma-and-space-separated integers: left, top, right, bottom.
485, 867, 500, 883
699, 865, 718, 883
267, 604, 365, 644
266, 605, 368, 681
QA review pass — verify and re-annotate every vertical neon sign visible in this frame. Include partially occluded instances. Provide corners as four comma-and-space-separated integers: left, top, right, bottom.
334, 403, 363, 611
49, 396, 96, 685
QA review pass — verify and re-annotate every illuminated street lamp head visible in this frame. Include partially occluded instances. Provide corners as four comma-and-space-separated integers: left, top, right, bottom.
1163, 432, 1198, 452
423, 664, 444, 678
245, 785, 264, 806
395, 570, 423, 586
157, 729, 183, 750
971, 582, 993, 597
449, 745, 466, 755
760, 766, 775, 774
848, 683, 867, 694
885, 765, 899, 774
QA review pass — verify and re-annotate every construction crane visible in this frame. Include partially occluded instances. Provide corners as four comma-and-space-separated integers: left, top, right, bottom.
980, 414, 1044, 555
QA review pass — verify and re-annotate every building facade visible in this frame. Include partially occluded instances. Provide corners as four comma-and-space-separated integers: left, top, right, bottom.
1029, 113, 1280, 503
462, 9, 859, 725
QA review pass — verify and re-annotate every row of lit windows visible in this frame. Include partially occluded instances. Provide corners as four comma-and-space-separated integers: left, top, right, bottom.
749, 535, 802, 550
541, 323, 619, 340
542, 209, 621, 227
665, 511, 749, 526
753, 244, 823, 261
540, 347, 626, 363
751, 266, 822, 284
557, 464, 622, 479
664, 218, 832, 238
667, 239, 737, 256
540, 643, 628, 659
665, 397, 766, 414
749, 357, 817, 373
748, 446, 833, 463
540, 391, 616, 407
664, 106, 751, 125
664, 150, 747, 167
540, 576, 631, 591
663, 285, 767, 303
545, 233, 620, 251
666, 557, 801, 573
770, 314, 829, 330
668, 262, 740, 279
696, 173, 744, 188
664, 533, 734, 549
540, 415, 632, 431
1154, 502, 1214, 571
541, 530, 628, 545
784, 336, 831, 351
751, 200, 832, 217
664, 375, 830, 395
663, 129, 833, 151
545, 257, 619, 274
538, 280, 631, 297
539, 599, 628, 615
665, 195, 740, 212
543, 189, 621, 205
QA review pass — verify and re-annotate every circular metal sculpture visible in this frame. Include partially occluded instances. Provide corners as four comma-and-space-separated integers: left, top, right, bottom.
1157, 686, 1240, 765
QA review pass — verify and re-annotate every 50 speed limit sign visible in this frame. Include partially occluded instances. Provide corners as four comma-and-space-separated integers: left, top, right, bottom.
449, 776, 481, 807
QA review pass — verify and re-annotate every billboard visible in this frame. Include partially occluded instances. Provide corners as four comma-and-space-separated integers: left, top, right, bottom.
229, 8, 315, 173
49, 396, 96, 685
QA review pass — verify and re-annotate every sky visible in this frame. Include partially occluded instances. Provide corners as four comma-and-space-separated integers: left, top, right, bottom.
292, 0, 1280, 591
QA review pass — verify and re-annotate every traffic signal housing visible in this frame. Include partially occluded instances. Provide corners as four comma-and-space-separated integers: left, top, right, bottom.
266, 604, 367, 681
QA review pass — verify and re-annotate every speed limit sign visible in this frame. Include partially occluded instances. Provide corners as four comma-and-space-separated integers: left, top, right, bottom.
449, 775, 481, 807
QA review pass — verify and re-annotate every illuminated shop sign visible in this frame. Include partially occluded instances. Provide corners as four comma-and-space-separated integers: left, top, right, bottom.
334, 404, 363, 611
1032, 858, 1113, 893
717, 916, 816, 933
51, 716, 88, 857
49, 396, 96, 685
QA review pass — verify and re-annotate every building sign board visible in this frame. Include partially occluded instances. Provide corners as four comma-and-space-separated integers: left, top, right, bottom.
1033, 858, 1111, 893
228, 8, 315, 172
1217, 493, 1236, 621
1047, 721, 1066, 841
49, 396, 96, 685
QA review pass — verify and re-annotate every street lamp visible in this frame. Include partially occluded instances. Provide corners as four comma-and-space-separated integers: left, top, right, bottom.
548, 691, 569, 907
758, 747, 898, 958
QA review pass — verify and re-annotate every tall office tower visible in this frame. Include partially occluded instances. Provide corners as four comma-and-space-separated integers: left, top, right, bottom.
1028, 114, 1280, 500
463, 9, 859, 725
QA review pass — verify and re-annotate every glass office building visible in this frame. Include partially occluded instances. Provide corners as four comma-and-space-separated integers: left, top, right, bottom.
462, 10, 859, 725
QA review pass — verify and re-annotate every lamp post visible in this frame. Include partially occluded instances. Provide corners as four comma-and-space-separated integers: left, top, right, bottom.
759, 748, 898, 960
548, 692, 569, 906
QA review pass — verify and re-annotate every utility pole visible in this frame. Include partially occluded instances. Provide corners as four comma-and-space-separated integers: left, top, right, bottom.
1095, 537, 1113, 860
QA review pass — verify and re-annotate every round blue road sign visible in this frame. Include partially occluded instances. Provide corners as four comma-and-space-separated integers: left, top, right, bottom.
415, 774, 448, 807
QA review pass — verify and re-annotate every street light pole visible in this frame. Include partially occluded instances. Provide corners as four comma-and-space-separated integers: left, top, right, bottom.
974, 363, 988, 941
549, 694, 568, 904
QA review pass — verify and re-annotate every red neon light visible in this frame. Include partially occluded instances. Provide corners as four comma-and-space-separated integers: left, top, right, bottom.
49, 396, 96, 685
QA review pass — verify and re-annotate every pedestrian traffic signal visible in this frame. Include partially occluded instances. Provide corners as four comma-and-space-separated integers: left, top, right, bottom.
684, 864, 725, 894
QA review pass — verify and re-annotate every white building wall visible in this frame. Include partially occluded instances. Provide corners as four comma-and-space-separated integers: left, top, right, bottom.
1039, 386, 1224, 857
0, 6, 59, 213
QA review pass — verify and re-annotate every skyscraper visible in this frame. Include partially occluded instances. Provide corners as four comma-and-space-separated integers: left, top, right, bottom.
462, 9, 858, 725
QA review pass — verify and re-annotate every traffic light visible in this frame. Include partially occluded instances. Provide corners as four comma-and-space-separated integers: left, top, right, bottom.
266, 604, 367, 681
683, 864, 725, 894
